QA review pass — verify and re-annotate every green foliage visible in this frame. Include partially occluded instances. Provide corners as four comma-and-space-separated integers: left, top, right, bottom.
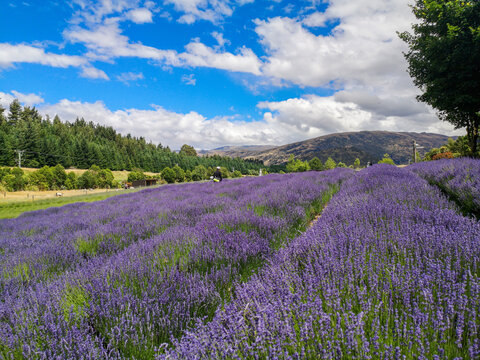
172, 164, 185, 182
61, 284, 89, 323
127, 170, 145, 182
179, 144, 197, 157
336, 162, 347, 168
308, 157, 323, 171
191, 165, 207, 181
233, 170, 243, 178
162, 167, 176, 184
354, 158, 361, 168
378, 153, 395, 165
324, 157, 336, 170
399, 0, 480, 156
286, 154, 310, 173
65, 172, 77, 190
77, 170, 97, 189
1, 167, 25, 191
52, 164, 67, 188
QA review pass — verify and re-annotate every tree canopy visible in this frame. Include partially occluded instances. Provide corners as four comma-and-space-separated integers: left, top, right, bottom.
399, 0, 480, 156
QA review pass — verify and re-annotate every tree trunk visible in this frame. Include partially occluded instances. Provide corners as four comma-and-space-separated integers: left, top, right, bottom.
468, 113, 479, 158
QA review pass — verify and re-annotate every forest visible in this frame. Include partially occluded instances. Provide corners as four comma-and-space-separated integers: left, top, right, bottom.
0, 100, 266, 174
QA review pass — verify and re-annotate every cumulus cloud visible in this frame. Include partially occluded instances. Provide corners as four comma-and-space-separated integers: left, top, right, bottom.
0, 43, 87, 68
11, 90, 45, 106
258, 94, 464, 141
125, 8, 153, 23
37, 98, 281, 149
80, 66, 110, 80
180, 41, 262, 75
64, 22, 262, 75
0, 91, 44, 107
164, 0, 234, 24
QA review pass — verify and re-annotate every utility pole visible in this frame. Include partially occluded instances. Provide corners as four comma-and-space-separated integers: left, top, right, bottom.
15, 150, 25, 168
412, 141, 424, 163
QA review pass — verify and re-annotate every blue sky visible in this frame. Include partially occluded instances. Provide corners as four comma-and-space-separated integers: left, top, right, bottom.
0, 0, 461, 149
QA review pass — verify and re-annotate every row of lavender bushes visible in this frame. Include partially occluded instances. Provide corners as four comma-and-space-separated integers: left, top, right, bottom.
0, 169, 353, 359
162, 164, 480, 359
409, 158, 480, 218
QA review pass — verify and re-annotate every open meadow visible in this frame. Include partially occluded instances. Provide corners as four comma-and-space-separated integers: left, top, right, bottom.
0, 160, 479, 359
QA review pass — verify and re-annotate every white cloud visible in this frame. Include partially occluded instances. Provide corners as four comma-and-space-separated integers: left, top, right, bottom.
80, 66, 110, 80
255, 0, 417, 91
180, 41, 262, 75
37, 98, 281, 149
211, 31, 230, 49
0, 91, 44, 107
116, 72, 144, 84
0, 43, 87, 68
257, 94, 464, 141
11, 90, 45, 106
65, 23, 262, 75
165, 0, 234, 24
181, 73, 196, 85
126, 8, 153, 23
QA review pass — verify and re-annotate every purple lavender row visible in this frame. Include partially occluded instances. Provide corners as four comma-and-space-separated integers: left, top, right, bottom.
162, 164, 480, 359
0, 173, 323, 295
0, 169, 353, 358
409, 158, 480, 218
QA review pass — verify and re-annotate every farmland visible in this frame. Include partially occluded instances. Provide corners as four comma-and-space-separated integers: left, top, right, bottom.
0, 160, 479, 359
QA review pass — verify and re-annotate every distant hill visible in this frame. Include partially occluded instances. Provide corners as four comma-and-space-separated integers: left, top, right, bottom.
199, 145, 275, 157
211, 131, 453, 166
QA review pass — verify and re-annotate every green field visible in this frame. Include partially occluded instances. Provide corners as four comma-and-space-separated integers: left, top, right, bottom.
0, 189, 143, 219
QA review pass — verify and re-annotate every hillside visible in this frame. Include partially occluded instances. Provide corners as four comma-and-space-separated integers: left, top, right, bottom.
223, 131, 452, 165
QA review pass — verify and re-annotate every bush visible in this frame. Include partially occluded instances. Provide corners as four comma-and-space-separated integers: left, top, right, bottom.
162, 167, 176, 184
185, 170, 192, 182
173, 165, 185, 183
324, 157, 336, 170
65, 172, 77, 190
52, 164, 67, 188
308, 157, 323, 171
127, 170, 145, 182
191, 165, 207, 181
378, 153, 395, 165
432, 151, 454, 160
77, 170, 97, 189
233, 170, 242, 178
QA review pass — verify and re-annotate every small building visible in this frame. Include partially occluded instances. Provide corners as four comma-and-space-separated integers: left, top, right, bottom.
131, 179, 157, 188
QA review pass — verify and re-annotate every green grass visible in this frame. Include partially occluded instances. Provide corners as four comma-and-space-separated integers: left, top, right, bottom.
0, 189, 143, 219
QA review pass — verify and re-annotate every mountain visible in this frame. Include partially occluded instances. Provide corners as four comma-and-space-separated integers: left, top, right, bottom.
199, 145, 276, 157
219, 131, 453, 166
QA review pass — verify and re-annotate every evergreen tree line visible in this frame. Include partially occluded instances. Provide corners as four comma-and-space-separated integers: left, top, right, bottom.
0, 100, 266, 174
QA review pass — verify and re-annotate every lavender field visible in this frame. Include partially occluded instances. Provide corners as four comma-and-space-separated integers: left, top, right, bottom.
1, 160, 479, 359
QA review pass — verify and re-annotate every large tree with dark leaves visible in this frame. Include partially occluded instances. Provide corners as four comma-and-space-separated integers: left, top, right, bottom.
399, 0, 480, 156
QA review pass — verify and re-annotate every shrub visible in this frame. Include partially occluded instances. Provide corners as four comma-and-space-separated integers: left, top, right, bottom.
432, 151, 454, 160
324, 157, 336, 170
162, 167, 176, 184
378, 153, 395, 165
191, 165, 207, 181
173, 165, 185, 183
